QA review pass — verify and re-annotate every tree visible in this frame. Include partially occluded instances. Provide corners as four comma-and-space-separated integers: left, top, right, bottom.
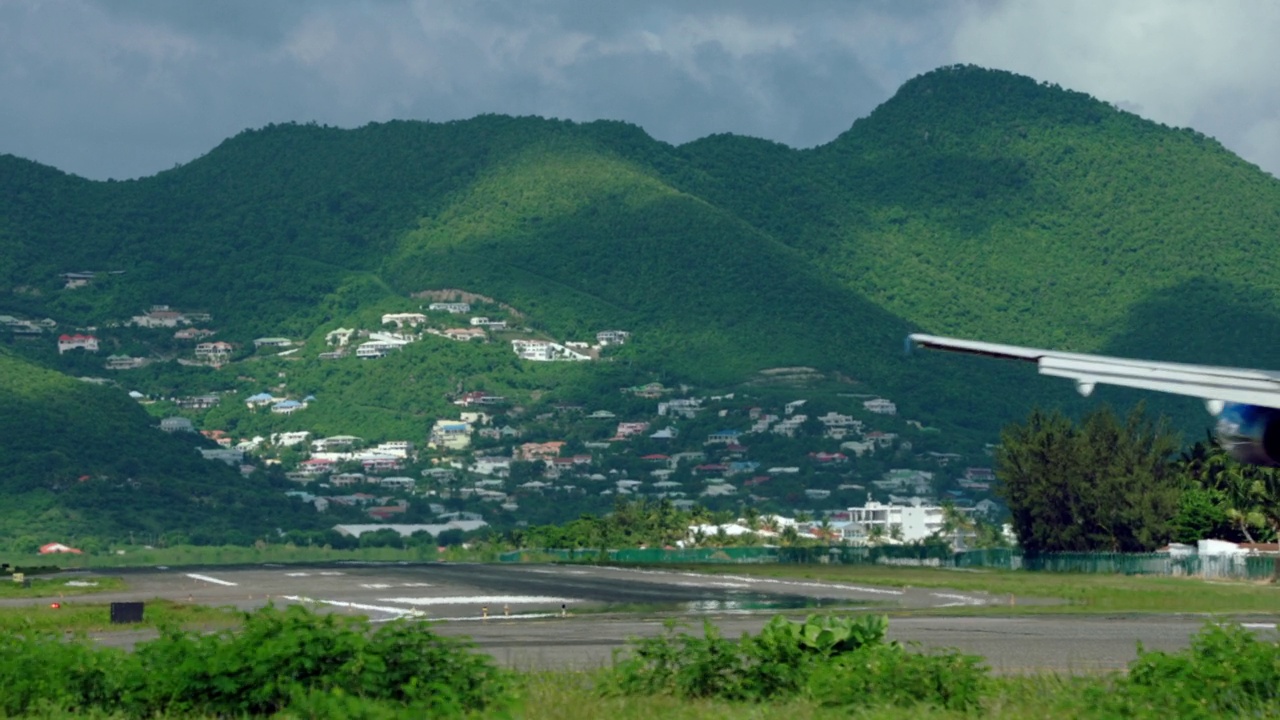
1177, 439, 1279, 543
997, 405, 1182, 553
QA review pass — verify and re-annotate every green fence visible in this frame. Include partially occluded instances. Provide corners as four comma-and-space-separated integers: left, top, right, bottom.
499, 546, 1279, 580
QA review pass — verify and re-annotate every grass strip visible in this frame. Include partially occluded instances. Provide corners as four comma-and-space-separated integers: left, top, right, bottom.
0, 598, 240, 634
605, 562, 1280, 615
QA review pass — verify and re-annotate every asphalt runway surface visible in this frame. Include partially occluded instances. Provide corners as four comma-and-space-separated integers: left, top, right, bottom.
9, 562, 1277, 673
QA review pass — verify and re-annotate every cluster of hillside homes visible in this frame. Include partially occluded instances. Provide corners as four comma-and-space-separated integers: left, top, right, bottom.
160, 382, 998, 543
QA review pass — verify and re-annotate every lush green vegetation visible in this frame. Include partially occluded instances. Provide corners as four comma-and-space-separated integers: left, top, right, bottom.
0, 350, 331, 546
0, 604, 511, 718
4, 605, 1278, 718
6, 64, 1280, 541
5, 602, 1274, 712
994, 405, 1279, 552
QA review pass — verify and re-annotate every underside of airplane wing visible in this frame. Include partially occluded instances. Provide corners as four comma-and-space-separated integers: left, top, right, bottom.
907, 333, 1280, 412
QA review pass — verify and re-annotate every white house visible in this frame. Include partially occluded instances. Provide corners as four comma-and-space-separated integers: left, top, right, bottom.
596, 330, 630, 345
382, 313, 428, 328
863, 398, 898, 415
847, 498, 947, 543
428, 302, 471, 314
57, 333, 99, 354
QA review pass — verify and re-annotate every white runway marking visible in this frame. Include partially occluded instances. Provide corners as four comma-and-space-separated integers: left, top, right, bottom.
186, 573, 237, 587
1242, 623, 1278, 630
360, 583, 393, 589
285, 572, 311, 577
317, 571, 345, 576
400, 582, 432, 587
930, 592, 985, 607
379, 595, 577, 606
281, 595, 424, 618
597, 566, 905, 596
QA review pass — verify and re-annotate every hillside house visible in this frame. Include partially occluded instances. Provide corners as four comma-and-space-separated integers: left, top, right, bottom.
428, 302, 471, 314
159, 416, 195, 433
195, 341, 233, 363
382, 313, 428, 328
705, 429, 742, 445
38, 542, 83, 555
378, 477, 417, 491
421, 468, 457, 483
615, 422, 650, 438
270, 400, 305, 415
200, 448, 244, 465
299, 458, 337, 476
596, 330, 630, 345
271, 431, 311, 447
356, 338, 408, 358
61, 271, 95, 289
518, 441, 565, 461
469, 317, 507, 330
650, 427, 678, 440
658, 398, 701, 418
57, 333, 99, 354
863, 398, 898, 415
313, 435, 362, 451
372, 441, 414, 459
176, 395, 220, 410
130, 307, 188, 328
511, 339, 590, 362
472, 457, 512, 476
330, 473, 366, 487
361, 456, 402, 472
174, 327, 215, 340
253, 337, 292, 349
444, 327, 486, 341
429, 420, 472, 451
105, 355, 146, 370
454, 391, 505, 406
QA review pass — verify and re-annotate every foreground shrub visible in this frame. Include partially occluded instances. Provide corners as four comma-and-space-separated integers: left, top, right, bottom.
806, 643, 987, 711
0, 604, 512, 718
0, 632, 130, 716
1102, 621, 1280, 718
601, 613, 987, 709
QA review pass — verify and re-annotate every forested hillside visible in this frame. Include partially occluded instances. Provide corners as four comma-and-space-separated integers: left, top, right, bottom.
0, 351, 327, 546
3, 64, 1280, 543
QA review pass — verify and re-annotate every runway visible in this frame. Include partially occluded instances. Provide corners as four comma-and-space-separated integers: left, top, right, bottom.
8, 562, 1276, 673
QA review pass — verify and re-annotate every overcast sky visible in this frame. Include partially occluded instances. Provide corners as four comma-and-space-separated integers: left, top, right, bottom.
3, 0, 1279, 180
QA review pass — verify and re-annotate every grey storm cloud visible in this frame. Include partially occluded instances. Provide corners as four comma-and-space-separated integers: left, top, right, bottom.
2, 0, 1278, 181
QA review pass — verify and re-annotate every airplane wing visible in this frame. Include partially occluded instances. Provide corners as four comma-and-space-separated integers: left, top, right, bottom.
907, 333, 1280, 412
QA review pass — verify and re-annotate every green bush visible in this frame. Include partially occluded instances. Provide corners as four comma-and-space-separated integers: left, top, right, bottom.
1101, 622, 1280, 718
805, 643, 987, 711
601, 613, 988, 709
0, 632, 130, 716
0, 604, 513, 718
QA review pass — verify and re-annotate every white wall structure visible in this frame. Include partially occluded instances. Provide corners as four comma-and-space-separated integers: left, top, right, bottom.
847, 499, 946, 543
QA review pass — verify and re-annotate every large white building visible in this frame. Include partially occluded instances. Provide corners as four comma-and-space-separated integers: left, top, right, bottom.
846, 498, 946, 543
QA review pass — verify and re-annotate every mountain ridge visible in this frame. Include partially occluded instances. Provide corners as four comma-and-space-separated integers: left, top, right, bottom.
3, 64, 1280, 543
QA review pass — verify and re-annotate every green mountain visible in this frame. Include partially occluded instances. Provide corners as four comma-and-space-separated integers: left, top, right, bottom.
0, 350, 327, 547
4, 64, 1280, 542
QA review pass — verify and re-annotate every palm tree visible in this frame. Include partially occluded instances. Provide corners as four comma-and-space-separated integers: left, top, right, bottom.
781, 525, 800, 547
